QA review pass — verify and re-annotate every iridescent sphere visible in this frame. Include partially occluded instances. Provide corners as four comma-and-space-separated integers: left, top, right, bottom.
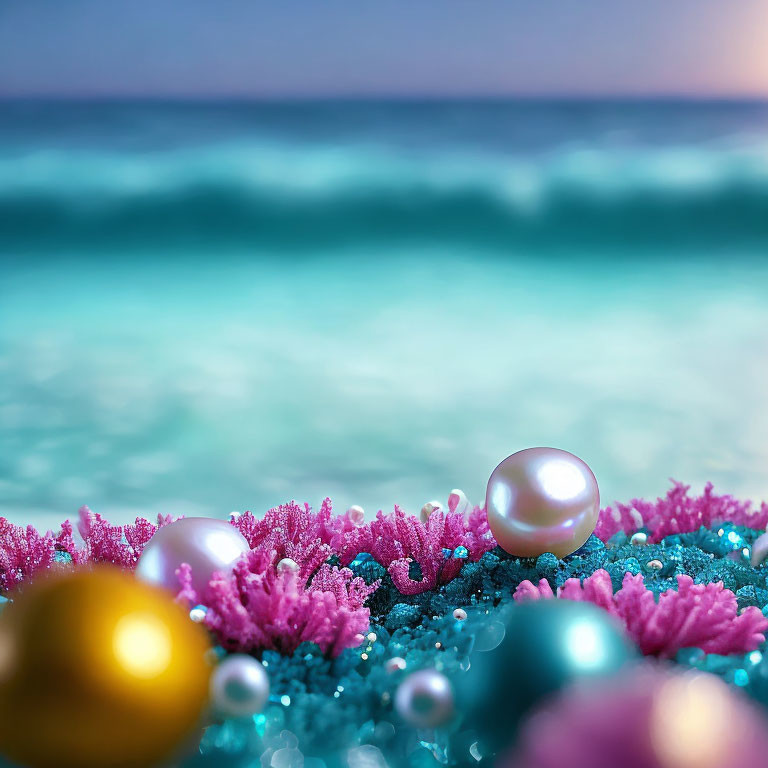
0, 568, 212, 768
386, 656, 407, 673
458, 599, 635, 759
276, 557, 300, 575
347, 505, 366, 527
485, 447, 600, 559
395, 669, 455, 729
210, 654, 270, 718
511, 668, 768, 768
136, 517, 250, 596
751, 530, 768, 567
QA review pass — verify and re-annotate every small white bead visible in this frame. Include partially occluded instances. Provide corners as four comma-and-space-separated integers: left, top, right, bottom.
189, 604, 208, 623
630, 532, 648, 546
277, 557, 300, 575
385, 656, 407, 673
453, 608, 467, 621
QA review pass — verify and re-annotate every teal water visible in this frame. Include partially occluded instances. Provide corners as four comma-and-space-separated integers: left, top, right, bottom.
1, 101, 768, 528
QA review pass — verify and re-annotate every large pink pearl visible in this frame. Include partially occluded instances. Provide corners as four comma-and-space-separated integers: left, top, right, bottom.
136, 517, 250, 596
485, 447, 599, 559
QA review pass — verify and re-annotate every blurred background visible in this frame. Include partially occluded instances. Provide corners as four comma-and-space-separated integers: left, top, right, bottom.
1, 1, 768, 529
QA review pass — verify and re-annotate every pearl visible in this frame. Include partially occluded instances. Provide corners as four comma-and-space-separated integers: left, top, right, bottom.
448, 489, 471, 517
276, 557, 300, 575
485, 447, 600, 559
189, 604, 208, 623
751, 530, 768, 567
630, 532, 648, 546
647, 559, 663, 571
386, 656, 407, 673
210, 654, 270, 718
347, 505, 366, 527
420, 501, 443, 523
458, 599, 634, 759
136, 517, 250, 596
453, 608, 467, 621
395, 669, 455, 729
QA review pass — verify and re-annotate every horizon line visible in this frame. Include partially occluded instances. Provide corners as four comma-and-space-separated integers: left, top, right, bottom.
2, 91, 768, 104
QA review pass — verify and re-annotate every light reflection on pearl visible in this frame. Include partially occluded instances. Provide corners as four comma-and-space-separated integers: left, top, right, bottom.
537, 459, 587, 501
565, 619, 605, 671
485, 447, 600, 559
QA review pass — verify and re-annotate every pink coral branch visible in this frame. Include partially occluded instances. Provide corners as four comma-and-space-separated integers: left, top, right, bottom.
232, 499, 338, 579
181, 547, 378, 658
60, 505, 172, 568
336, 503, 496, 594
595, 481, 768, 543
514, 569, 768, 658
0, 518, 56, 592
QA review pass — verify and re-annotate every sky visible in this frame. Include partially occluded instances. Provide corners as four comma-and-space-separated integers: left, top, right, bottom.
0, 0, 767, 98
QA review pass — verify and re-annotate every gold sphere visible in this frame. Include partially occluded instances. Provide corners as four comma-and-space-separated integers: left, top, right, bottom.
0, 567, 212, 768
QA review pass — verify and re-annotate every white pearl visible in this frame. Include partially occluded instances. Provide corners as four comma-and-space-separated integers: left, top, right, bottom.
751, 531, 768, 567
453, 608, 467, 621
210, 655, 270, 718
448, 489, 471, 518
276, 557, 300, 575
189, 604, 208, 623
385, 656, 407, 673
630, 532, 648, 546
347, 505, 366, 527
485, 448, 600, 559
395, 669, 454, 729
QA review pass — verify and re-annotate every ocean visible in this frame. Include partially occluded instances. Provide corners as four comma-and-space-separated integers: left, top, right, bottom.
1, 99, 768, 530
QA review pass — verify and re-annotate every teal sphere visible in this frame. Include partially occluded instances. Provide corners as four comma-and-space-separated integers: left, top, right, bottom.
457, 599, 636, 760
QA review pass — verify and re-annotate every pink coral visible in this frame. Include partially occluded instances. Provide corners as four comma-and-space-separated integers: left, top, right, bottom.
504, 667, 768, 768
0, 518, 56, 592
336, 504, 496, 595
232, 499, 339, 579
596, 481, 768, 543
514, 569, 768, 657
52, 505, 172, 568
179, 547, 377, 657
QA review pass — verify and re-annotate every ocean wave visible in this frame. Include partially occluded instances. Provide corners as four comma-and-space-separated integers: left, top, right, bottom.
2, 142, 768, 250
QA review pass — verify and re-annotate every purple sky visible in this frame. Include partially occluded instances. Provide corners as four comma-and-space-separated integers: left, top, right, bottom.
1, 0, 767, 98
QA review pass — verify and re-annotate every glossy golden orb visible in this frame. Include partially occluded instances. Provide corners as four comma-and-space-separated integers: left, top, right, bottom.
0, 567, 212, 768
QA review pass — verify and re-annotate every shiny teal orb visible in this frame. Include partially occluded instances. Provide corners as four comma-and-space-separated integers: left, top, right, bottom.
457, 599, 636, 760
